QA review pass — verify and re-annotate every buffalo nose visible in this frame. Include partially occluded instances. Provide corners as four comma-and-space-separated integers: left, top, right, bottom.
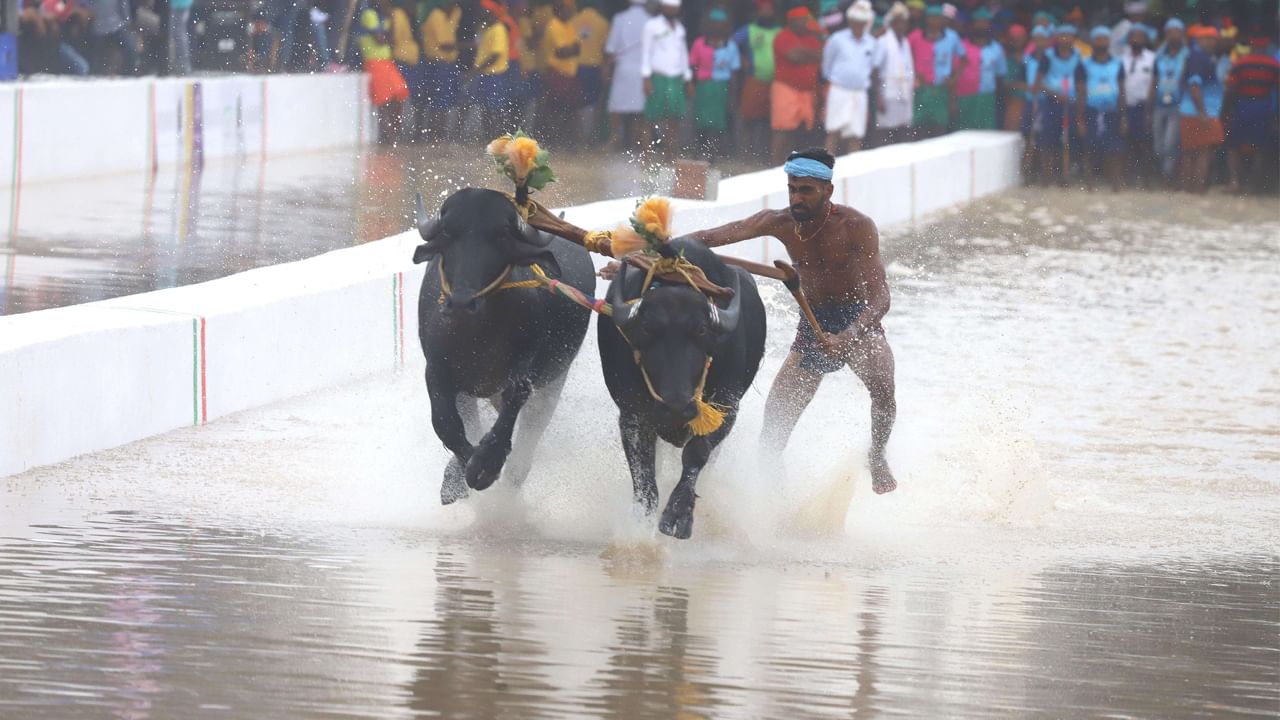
442, 295, 485, 315
663, 397, 698, 422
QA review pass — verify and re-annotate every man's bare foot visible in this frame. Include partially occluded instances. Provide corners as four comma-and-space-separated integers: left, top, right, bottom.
870, 455, 896, 494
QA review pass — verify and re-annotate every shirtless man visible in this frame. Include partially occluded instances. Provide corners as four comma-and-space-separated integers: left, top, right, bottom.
689, 148, 897, 494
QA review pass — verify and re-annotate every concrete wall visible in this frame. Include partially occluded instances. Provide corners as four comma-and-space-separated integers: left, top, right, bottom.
0, 131, 1021, 478
0, 74, 373, 234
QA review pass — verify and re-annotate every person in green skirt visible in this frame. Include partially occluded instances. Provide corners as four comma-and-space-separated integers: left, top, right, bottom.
689, 9, 742, 157
641, 0, 693, 157
906, 5, 966, 137
953, 8, 1005, 130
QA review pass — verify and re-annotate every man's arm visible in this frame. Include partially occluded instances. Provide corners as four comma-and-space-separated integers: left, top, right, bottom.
852, 216, 890, 331
687, 210, 783, 248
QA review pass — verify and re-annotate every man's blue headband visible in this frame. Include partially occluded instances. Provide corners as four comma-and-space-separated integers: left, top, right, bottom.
784, 157, 834, 181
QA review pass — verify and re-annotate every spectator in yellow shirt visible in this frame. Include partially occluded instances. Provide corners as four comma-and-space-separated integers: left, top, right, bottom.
572, 0, 610, 142
419, 0, 462, 142
473, 3, 512, 137
358, 0, 409, 145
540, 0, 582, 141
389, 1, 423, 111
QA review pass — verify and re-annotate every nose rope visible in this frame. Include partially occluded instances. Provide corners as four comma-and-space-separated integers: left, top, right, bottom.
436, 260, 541, 305
433, 247, 726, 435
628, 344, 724, 436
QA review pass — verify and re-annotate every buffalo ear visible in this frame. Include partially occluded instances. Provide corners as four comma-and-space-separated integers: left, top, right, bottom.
412, 244, 437, 264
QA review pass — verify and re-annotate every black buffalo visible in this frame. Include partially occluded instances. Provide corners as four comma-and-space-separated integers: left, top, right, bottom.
412, 188, 595, 504
599, 239, 766, 538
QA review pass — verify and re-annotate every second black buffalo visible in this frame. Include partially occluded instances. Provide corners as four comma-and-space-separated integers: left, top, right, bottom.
599, 240, 766, 539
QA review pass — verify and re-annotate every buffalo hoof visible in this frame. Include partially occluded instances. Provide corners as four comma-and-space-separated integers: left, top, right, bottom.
658, 488, 696, 540
465, 436, 511, 491
441, 457, 469, 505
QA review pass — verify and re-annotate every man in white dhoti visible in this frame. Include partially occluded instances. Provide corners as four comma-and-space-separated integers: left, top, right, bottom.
873, 2, 914, 145
604, 0, 651, 150
822, 0, 877, 153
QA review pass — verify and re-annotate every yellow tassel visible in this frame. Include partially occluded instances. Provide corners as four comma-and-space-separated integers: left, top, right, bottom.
609, 225, 650, 257
687, 397, 726, 436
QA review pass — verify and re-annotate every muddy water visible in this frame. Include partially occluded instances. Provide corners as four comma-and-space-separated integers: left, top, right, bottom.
0, 145, 749, 316
2, 188, 1278, 718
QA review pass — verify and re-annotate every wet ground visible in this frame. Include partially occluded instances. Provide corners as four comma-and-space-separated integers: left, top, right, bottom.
2, 181, 1278, 717
0, 144, 752, 316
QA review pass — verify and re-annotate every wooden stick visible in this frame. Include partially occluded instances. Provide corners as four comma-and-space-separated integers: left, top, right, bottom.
723, 257, 835, 351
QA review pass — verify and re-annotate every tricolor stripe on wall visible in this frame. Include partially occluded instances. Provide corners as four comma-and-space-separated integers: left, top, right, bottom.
260, 78, 269, 163
110, 307, 208, 425
182, 82, 204, 168
192, 316, 208, 424
147, 83, 157, 176
8, 87, 22, 239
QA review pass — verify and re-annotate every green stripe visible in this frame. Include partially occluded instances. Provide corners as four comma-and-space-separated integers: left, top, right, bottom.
392, 274, 400, 362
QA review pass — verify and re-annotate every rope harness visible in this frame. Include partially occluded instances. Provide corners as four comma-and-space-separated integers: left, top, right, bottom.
435, 195, 728, 436
612, 256, 728, 437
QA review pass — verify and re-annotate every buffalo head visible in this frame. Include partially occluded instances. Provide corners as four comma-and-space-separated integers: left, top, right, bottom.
607, 262, 742, 421
412, 189, 559, 316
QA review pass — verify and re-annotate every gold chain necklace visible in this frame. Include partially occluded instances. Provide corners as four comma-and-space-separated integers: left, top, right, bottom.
794, 202, 832, 243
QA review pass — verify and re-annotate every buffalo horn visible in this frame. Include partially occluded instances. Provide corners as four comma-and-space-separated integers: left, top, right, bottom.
607, 264, 643, 329
710, 268, 742, 336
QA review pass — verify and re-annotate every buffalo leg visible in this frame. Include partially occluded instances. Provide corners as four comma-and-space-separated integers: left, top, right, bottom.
619, 411, 658, 516
505, 371, 568, 488
427, 368, 474, 506
465, 377, 533, 491
659, 410, 739, 539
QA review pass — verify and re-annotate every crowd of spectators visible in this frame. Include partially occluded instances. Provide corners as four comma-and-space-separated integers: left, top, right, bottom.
15, 0, 346, 76
352, 0, 1277, 193
14, 0, 1278, 193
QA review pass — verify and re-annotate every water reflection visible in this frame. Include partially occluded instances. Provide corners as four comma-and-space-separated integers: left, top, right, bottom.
0, 515, 1275, 719
0, 144, 735, 316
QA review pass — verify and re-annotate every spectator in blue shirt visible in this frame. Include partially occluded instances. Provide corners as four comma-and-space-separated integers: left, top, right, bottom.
1080, 26, 1126, 191
1150, 18, 1188, 185
1035, 23, 1086, 186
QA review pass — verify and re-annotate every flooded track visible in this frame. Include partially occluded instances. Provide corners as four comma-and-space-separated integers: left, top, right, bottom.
2, 187, 1277, 718
0, 144, 747, 316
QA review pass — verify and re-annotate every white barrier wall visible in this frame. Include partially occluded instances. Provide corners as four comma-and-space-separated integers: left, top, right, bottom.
0, 74, 373, 233
0, 131, 1021, 478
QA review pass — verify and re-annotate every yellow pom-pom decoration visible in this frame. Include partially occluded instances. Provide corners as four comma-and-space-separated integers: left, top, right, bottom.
486, 135, 511, 157
609, 225, 649, 257
632, 197, 672, 241
507, 137, 541, 182
486, 130, 556, 192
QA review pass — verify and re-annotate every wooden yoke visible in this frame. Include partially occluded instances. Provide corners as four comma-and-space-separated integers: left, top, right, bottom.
523, 197, 834, 350
522, 198, 733, 299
